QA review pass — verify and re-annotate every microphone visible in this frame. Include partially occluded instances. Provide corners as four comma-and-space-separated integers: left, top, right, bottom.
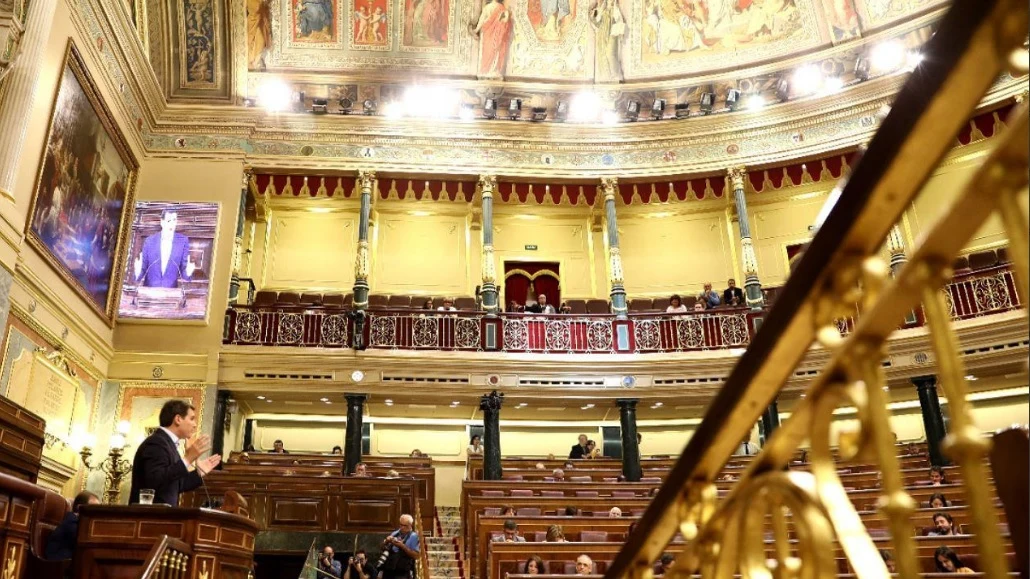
197, 461, 214, 508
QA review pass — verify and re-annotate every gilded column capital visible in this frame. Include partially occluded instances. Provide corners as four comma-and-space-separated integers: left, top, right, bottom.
478, 174, 497, 198
358, 169, 376, 191
600, 177, 619, 202
242, 166, 254, 189
886, 224, 907, 257
727, 166, 748, 192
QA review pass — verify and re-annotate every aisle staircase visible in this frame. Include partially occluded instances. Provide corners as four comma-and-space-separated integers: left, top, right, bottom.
426, 506, 464, 579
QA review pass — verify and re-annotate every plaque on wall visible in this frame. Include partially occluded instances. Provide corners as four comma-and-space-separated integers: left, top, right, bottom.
7, 349, 89, 456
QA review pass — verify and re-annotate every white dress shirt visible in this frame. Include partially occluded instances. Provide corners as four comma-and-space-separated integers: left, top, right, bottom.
160, 232, 174, 275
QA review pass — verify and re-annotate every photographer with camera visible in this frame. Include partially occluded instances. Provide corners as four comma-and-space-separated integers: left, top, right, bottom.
318, 546, 343, 578
344, 549, 371, 579
376, 514, 419, 579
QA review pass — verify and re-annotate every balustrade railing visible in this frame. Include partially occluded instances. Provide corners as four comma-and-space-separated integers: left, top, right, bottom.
223, 263, 1020, 352
139, 535, 193, 579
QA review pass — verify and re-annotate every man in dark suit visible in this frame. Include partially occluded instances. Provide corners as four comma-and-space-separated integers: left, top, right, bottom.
44, 490, 99, 562
723, 278, 745, 307
129, 400, 221, 506
568, 434, 589, 459
133, 208, 195, 288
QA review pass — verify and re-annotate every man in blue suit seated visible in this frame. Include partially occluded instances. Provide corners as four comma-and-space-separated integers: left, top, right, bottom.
133, 209, 195, 288
44, 490, 100, 563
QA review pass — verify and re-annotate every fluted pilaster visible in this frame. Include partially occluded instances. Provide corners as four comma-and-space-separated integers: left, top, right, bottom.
601, 177, 627, 318
479, 174, 499, 315
728, 166, 764, 308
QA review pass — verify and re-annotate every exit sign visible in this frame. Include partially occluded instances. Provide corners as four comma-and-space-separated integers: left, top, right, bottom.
524, 244, 538, 251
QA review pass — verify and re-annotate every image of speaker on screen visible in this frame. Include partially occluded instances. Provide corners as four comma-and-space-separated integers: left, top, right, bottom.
118, 202, 219, 320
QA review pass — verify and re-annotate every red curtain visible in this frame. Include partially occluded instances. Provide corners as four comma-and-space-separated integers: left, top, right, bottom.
503, 262, 560, 310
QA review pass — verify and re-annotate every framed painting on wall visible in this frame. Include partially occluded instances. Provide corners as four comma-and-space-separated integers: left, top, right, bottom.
26, 40, 139, 324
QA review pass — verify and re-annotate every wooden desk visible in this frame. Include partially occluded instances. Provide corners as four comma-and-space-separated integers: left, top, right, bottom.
0, 397, 44, 483
226, 452, 432, 469
75, 505, 258, 579
182, 473, 426, 533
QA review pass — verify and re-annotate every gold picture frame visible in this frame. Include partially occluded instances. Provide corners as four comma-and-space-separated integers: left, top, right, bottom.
25, 40, 139, 325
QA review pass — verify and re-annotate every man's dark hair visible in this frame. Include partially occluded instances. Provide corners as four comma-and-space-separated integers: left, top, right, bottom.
503, 519, 518, 531
660, 553, 675, 565
159, 400, 195, 427
563, 506, 579, 516
274, 439, 284, 445
933, 512, 954, 524
160, 208, 178, 220
72, 490, 98, 512
355, 549, 366, 556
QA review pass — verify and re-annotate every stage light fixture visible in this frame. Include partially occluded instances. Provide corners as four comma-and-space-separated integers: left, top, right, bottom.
699, 92, 716, 114
257, 79, 292, 113
725, 89, 742, 111
651, 99, 666, 120
775, 77, 790, 102
311, 98, 329, 114
338, 98, 353, 114
569, 91, 602, 122
625, 100, 640, 121
601, 108, 620, 125
870, 40, 906, 73
555, 101, 569, 122
483, 98, 497, 119
294, 91, 306, 112
530, 106, 547, 122
362, 99, 377, 115
459, 103, 475, 120
746, 93, 767, 110
242, 97, 257, 108
791, 64, 823, 96
854, 57, 871, 81
508, 98, 522, 120
823, 76, 844, 94
673, 103, 690, 119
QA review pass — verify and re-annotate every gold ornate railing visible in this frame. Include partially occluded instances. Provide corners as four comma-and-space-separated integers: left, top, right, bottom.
604, 0, 1029, 577
139, 535, 193, 579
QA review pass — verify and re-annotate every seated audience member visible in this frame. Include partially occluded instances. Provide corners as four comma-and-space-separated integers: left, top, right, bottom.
585, 440, 600, 459
547, 453, 556, 460
535, 462, 547, 470
564, 461, 575, 470
45, 490, 100, 561
527, 293, 556, 314
666, 294, 687, 313
551, 468, 566, 482
649, 487, 661, 497
723, 279, 745, 306
467, 434, 483, 456
410, 449, 426, 458
608, 507, 622, 518
344, 550, 371, 579
692, 301, 705, 311
331, 445, 343, 455
927, 512, 958, 536
929, 465, 948, 486
879, 550, 897, 573
564, 506, 581, 516
318, 546, 343, 578
699, 283, 721, 309
569, 434, 590, 459
546, 524, 567, 542
523, 555, 545, 575
929, 493, 949, 509
934, 546, 974, 573
271, 439, 288, 453
437, 297, 457, 312
575, 555, 594, 576
501, 505, 517, 517
735, 436, 759, 456
559, 301, 572, 314
654, 553, 675, 575
243, 443, 256, 452
386, 469, 400, 478
616, 474, 626, 482
352, 462, 372, 478
493, 519, 526, 542
421, 298, 434, 310
508, 300, 522, 313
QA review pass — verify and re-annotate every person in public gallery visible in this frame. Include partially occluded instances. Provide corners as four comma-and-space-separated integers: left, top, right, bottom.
129, 400, 221, 507
569, 434, 590, 459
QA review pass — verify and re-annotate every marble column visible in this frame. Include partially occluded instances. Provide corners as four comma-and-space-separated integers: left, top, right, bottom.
0, 0, 58, 202
479, 390, 504, 480
616, 399, 641, 482
601, 178, 628, 318
344, 394, 367, 475
479, 175, 499, 315
210, 390, 230, 466
914, 376, 949, 467
886, 224, 908, 276
353, 170, 375, 309
761, 399, 780, 440
728, 167, 764, 308
229, 170, 251, 305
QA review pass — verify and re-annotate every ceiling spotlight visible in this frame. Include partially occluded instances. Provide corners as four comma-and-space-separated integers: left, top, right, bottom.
320, 397, 330, 402
725, 89, 742, 111
792, 64, 823, 96
265, 398, 273, 403
451, 401, 461, 407
823, 76, 844, 94
384, 399, 394, 406
906, 51, 924, 69
775, 77, 791, 102
625, 100, 640, 121
517, 402, 528, 407
362, 99, 377, 115
570, 91, 602, 123
601, 108, 620, 125
651, 99, 666, 120
459, 103, 476, 120
854, 57, 871, 81
311, 98, 329, 114
555, 100, 569, 122
257, 79, 292, 113
674, 103, 690, 119
338, 98, 353, 114
869, 40, 906, 73
257, 395, 266, 400
964, 374, 978, 381
530, 106, 547, 122
653, 401, 663, 407
699, 92, 716, 114
293, 90, 306, 112
243, 97, 257, 108
508, 98, 522, 120
746, 94, 767, 110
483, 98, 497, 119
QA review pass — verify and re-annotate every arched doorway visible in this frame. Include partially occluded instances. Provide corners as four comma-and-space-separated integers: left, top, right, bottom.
503, 262, 560, 311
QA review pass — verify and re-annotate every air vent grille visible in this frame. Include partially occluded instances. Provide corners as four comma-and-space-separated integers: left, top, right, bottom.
653, 376, 724, 386
519, 378, 605, 386
381, 375, 467, 384
244, 372, 334, 380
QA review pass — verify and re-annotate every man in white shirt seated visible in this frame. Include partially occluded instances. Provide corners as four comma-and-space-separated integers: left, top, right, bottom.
437, 297, 457, 311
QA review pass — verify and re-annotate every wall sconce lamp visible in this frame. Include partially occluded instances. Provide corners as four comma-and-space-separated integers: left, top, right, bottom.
74, 420, 133, 504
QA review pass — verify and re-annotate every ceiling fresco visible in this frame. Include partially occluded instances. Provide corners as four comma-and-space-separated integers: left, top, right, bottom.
244, 0, 946, 83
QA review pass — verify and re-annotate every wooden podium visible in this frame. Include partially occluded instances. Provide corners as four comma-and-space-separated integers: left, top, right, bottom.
75, 505, 258, 579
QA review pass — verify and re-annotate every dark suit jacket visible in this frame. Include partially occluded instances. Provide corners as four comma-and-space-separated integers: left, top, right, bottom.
44, 512, 79, 561
723, 287, 745, 306
138, 232, 190, 288
569, 444, 587, 459
129, 429, 202, 506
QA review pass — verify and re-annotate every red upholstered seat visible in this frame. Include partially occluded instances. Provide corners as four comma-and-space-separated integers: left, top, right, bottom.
997, 246, 1009, 263
322, 293, 345, 308
612, 490, 636, 498
531, 531, 547, 542
540, 490, 564, 497
602, 478, 618, 483
652, 297, 671, 311
388, 295, 411, 308
968, 249, 999, 270
483, 507, 502, 516
480, 490, 505, 497
566, 300, 588, 314
510, 489, 533, 497
299, 293, 322, 306
585, 299, 610, 314
575, 491, 599, 497
952, 255, 970, 272
682, 295, 698, 309
580, 530, 608, 542
368, 294, 389, 307
640, 477, 662, 483
277, 292, 301, 306
253, 290, 278, 308
516, 507, 541, 516
503, 475, 524, 481
454, 297, 476, 310
568, 476, 592, 482
342, 293, 353, 306
629, 298, 653, 312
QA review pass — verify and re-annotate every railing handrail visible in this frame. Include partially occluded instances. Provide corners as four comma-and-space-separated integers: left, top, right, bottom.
139, 535, 193, 579
604, 0, 1024, 576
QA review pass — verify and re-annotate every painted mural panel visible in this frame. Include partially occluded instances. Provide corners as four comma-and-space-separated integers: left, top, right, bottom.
353, 0, 390, 49
401, 0, 448, 49
182, 0, 217, 86
506, 0, 592, 80
820, 0, 860, 42
854, 0, 944, 30
293, 0, 339, 43
247, 0, 273, 69
474, 0, 513, 77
